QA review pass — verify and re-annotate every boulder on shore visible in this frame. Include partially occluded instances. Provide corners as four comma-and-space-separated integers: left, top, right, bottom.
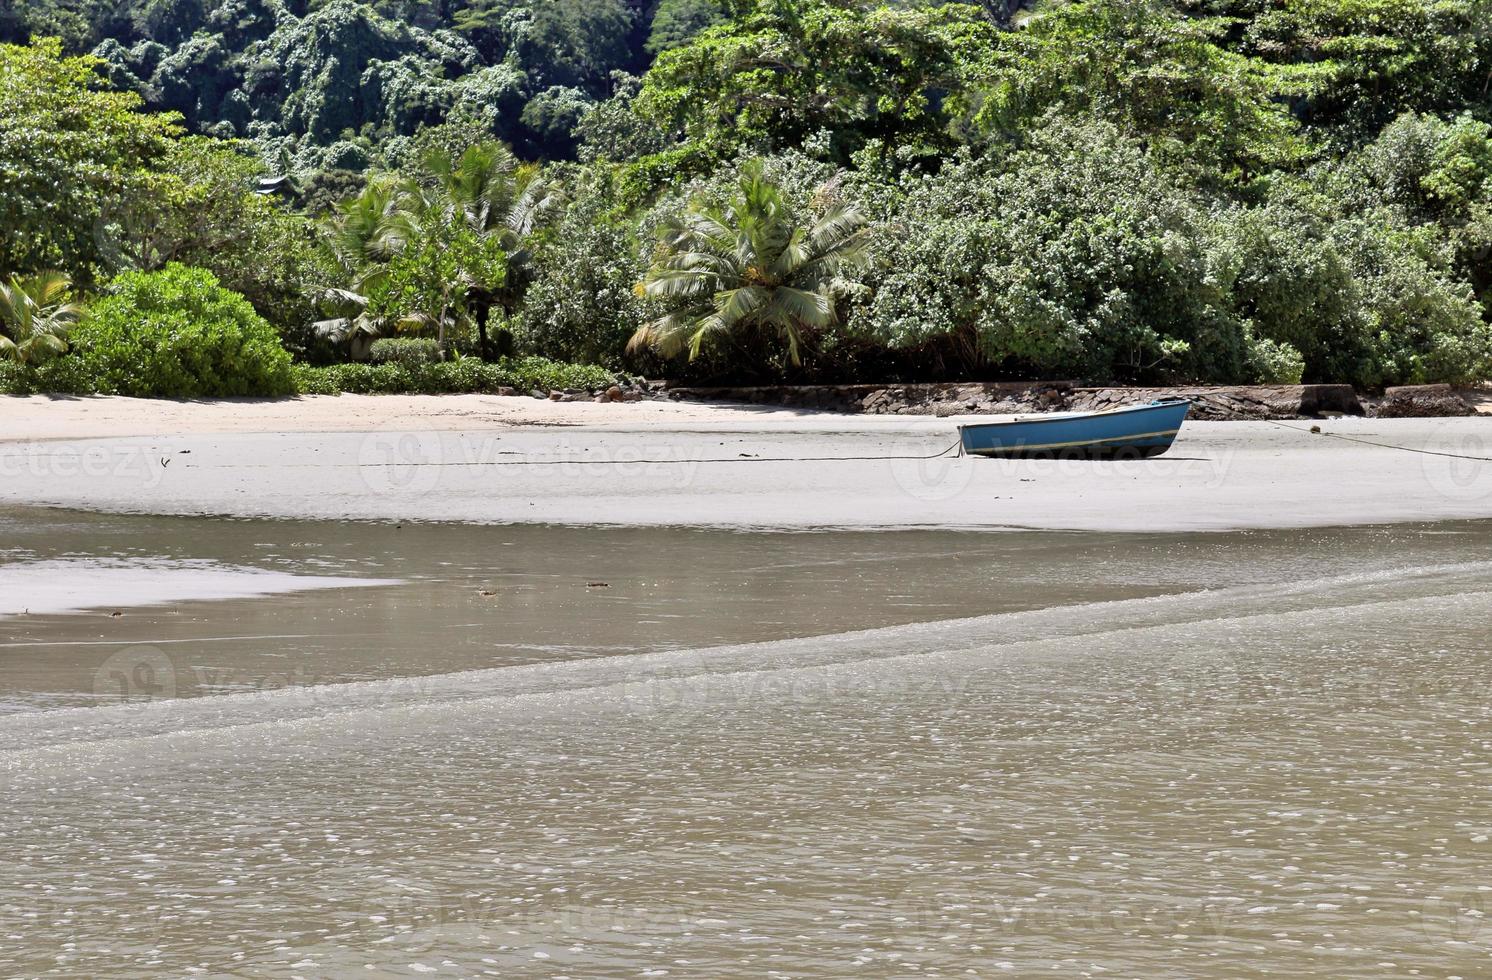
1372, 384, 1477, 418
1068, 385, 1361, 420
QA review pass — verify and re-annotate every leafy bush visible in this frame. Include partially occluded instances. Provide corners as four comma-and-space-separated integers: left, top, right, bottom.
0, 355, 93, 395
0, 360, 35, 393
1331, 219, 1492, 386
1206, 201, 1371, 383
519, 200, 644, 367
292, 356, 616, 395
368, 337, 443, 365
68, 264, 296, 397
1247, 336, 1307, 385
855, 121, 1252, 383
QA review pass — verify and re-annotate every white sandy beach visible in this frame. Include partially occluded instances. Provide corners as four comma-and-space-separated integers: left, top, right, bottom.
4, 393, 1492, 531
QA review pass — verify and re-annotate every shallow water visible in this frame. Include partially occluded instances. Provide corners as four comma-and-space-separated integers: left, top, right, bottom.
3, 509, 1492, 976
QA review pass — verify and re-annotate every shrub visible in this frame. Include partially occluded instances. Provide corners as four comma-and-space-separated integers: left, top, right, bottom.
1247, 336, 1307, 385
1206, 202, 1372, 383
519, 188, 645, 368
369, 337, 443, 366
855, 121, 1250, 383
292, 356, 617, 395
70, 264, 296, 397
1331, 219, 1492, 386
0, 361, 29, 393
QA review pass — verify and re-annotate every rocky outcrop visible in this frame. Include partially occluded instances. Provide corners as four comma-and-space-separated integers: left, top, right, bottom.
519, 379, 1475, 420
1068, 385, 1362, 420
658, 381, 1366, 420
659, 381, 1075, 415
1371, 384, 1477, 418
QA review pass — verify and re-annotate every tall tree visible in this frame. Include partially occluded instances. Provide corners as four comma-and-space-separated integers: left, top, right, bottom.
0, 39, 180, 283
969, 0, 1315, 182
632, 0, 997, 165
415, 141, 562, 355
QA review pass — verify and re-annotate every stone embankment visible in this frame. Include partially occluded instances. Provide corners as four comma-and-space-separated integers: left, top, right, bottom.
653, 381, 1370, 420
536, 379, 1483, 420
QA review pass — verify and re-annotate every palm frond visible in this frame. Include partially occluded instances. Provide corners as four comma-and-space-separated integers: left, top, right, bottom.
712, 285, 771, 328
0, 270, 79, 364
767, 286, 834, 331
806, 205, 871, 258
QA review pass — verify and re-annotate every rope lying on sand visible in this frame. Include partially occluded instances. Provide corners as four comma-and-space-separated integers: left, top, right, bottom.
1266, 419, 1492, 463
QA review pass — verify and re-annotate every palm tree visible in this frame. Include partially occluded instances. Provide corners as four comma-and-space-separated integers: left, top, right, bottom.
630, 162, 874, 366
0, 271, 83, 365
323, 176, 417, 285
418, 143, 564, 358
314, 142, 563, 358
315, 177, 418, 348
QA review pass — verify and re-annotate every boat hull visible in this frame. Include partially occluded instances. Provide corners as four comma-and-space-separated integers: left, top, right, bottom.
959, 399, 1191, 459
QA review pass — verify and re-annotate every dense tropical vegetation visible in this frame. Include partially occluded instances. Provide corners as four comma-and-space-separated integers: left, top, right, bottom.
3, 0, 1492, 394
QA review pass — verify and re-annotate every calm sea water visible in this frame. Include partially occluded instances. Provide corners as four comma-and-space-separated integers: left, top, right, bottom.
3, 509, 1492, 976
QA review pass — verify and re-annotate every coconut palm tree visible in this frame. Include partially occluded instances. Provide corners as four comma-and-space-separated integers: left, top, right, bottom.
630, 162, 874, 366
417, 143, 564, 358
323, 175, 417, 286
315, 177, 418, 349
0, 271, 83, 365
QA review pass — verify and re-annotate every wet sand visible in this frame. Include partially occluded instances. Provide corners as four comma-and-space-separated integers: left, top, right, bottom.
5, 522, 1492, 977
3, 395, 1492, 530
11, 509, 1492, 712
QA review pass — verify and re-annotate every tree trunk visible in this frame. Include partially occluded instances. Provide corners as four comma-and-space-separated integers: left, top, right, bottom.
474, 302, 491, 360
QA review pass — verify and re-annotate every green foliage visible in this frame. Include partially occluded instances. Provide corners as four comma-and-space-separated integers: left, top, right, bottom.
0, 355, 94, 394
0, 39, 180, 283
263, 0, 478, 144
646, 0, 726, 55
633, 158, 874, 367
368, 336, 442, 364
9, 0, 1492, 391
1248, 337, 1307, 385
69, 263, 296, 396
969, 0, 1316, 182
317, 140, 561, 357
519, 169, 645, 366
1247, 0, 1492, 142
1328, 218, 1492, 385
1206, 200, 1371, 382
291, 355, 616, 393
857, 122, 1250, 382
630, 0, 997, 168
0, 270, 83, 364
453, 0, 636, 92
367, 212, 508, 347
518, 86, 593, 159
109, 137, 329, 335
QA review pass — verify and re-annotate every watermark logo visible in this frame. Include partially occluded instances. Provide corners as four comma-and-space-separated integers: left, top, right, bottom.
1420, 888, 1488, 944
889, 451, 976, 503
93, 645, 177, 703
616, 654, 974, 720
891, 446, 1237, 506
0, 443, 169, 489
358, 431, 444, 495
1420, 421, 1492, 503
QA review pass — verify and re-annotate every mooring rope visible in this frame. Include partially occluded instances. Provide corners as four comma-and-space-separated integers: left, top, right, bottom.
1265, 419, 1492, 463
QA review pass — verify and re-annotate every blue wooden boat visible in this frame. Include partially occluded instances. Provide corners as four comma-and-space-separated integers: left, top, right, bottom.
959, 397, 1192, 459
